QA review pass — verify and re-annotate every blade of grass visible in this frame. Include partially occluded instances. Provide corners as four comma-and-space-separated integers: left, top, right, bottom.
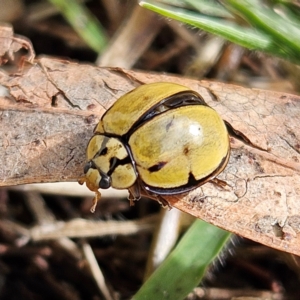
140, 0, 300, 63
266, 1, 300, 26
157, 0, 233, 18
48, 0, 108, 53
186, 0, 233, 18
225, 0, 300, 57
132, 219, 231, 300
140, 1, 273, 51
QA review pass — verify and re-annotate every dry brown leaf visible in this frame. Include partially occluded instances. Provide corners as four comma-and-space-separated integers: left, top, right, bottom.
1, 37, 300, 256
0, 24, 35, 64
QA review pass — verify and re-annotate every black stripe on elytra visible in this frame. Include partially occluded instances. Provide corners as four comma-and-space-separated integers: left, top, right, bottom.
143, 172, 199, 195
143, 152, 230, 196
125, 91, 206, 140
91, 91, 207, 143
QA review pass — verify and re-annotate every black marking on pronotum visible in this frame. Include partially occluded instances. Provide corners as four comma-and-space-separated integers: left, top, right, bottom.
100, 147, 108, 156
84, 161, 93, 174
148, 161, 167, 172
106, 156, 133, 176
92, 135, 110, 159
108, 157, 118, 172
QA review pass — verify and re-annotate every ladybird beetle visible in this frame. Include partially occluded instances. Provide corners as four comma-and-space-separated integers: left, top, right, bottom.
79, 82, 230, 211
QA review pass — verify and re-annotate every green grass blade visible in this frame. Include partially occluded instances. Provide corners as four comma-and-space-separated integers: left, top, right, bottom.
140, 0, 300, 63
132, 219, 231, 300
156, 0, 232, 17
186, 0, 233, 18
140, 1, 274, 51
226, 0, 300, 57
48, 0, 108, 53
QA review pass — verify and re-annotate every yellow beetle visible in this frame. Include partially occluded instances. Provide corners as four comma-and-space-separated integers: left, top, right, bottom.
79, 82, 230, 211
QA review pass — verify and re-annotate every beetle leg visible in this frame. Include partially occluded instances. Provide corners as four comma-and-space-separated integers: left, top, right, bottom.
156, 195, 172, 209
128, 184, 141, 206
139, 187, 172, 209
211, 178, 227, 187
127, 190, 135, 206
78, 176, 86, 186
78, 176, 102, 212
90, 190, 101, 213
211, 178, 232, 190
